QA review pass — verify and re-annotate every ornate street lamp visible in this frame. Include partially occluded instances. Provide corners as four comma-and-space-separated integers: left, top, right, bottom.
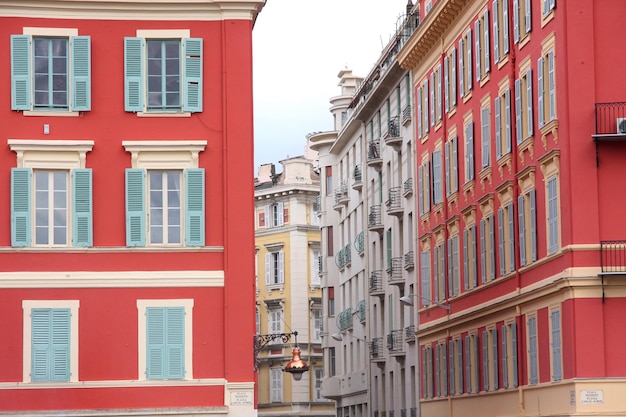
254, 331, 309, 381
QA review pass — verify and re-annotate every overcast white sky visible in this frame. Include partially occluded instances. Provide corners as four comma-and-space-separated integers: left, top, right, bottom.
252, 0, 411, 172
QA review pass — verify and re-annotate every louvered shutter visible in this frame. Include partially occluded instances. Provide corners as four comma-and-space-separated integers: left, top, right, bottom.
447, 241, 452, 298
492, 328, 499, 389
424, 79, 430, 130
442, 343, 448, 396
529, 317, 538, 384
463, 229, 469, 290
11, 34, 31, 110
444, 56, 450, 113
277, 202, 284, 226
525, 0, 532, 33
480, 219, 486, 283
471, 226, 478, 287
435, 345, 440, 397
418, 165, 424, 215
11, 168, 31, 247
538, 57, 545, 127
530, 189, 537, 261
548, 51, 555, 120
467, 29, 473, 90
467, 122, 474, 180
465, 335, 471, 393
183, 38, 203, 112
49, 309, 71, 382
489, 217, 495, 280
425, 160, 431, 212
502, 326, 508, 388
265, 253, 271, 284
452, 136, 458, 192
72, 168, 93, 247
124, 37, 144, 112
498, 208, 505, 276
459, 39, 465, 96
417, 86, 423, 138
278, 250, 285, 283
146, 307, 165, 379
449, 340, 455, 394
503, 0, 510, 53
474, 20, 481, 81
453, 236, 460, 294
71, 36, 91, 111
495, 96, 502, 158
165, 307, 185, 379
526, 69, 534, 136
482, 331, 489, 390
481, 107, 490, 168
513, 0, 520, 43
264, 205, 270, 228
32, 309, 51, 381
451, 47, 457, 105
445, 141, 451, 196
511, 322, 518, 387
437, 65, 442, 121
185, 168, 205, 246
551, 310, 562, 381
505, 88, 512, 152
548, 178, 558, 254
429, 74, 435, 127
457, 339, 464, 392
508, 203, 515, 271
515, 78, 522, 143
421, 348, 427, 398
484, 10, 490, 73
433, 246, 440, 301
493, 0, 500, 62
125, 168, 146, 246
518, 195, 526, 266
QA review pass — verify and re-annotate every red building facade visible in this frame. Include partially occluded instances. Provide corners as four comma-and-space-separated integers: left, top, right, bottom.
0, 1, 264, 416
399, 0, 626, 415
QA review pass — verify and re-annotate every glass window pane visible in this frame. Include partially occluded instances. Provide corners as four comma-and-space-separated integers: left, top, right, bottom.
167, 190, 180, 207
148, 76, 161, 93
53, 172, 66, 190
54, 226, 66, 245
168, 225, 181, 244
54, 209, 67, 227
51, 39, 67, 57
34, 92, 49, 106
36, 227, 48, 245
165, 42, 179, 58
147, 41, 162, 58
149, 172, 162, 189
148, 59, 162, 76
53, 57, 66, 73
35, 208, 48, 227
53, 92, 67, 106
52, 75, 67, 91
165, 59, 179, 75
151, 226, 163, 244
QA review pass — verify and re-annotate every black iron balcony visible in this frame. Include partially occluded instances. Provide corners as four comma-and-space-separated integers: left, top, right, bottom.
383, 116, 402, 150
367, 140, 382, 171
402, 104, 412, 126
337, 308, 353, 331
600, 240, 626, 273
354, 230, 365, 255
403, 177, 413, 197
369, 270, 384, 295
352, 164, 363, 190
334, 180, 349, 209
356, 299, 366, 322
387, 329, 404, 354
387, 257, 404, 286
404, 325, 416, 343
370, 337, 384, 360
404, 250, 415, 270
317, 255, 323, 276
386, 186, 403, 216
594, 102, 626, 136
368, 205, 383, 233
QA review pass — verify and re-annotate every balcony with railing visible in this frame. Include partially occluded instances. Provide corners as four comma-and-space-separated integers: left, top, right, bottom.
367, 140, 382, 171
410, 408, 417, 417
404, 325, 416, 343
404, 250, 414, 270
335, 248, 346, 271
368, 205, 384, 233
369, 270, 384, 296
403, 177, 413, 197
600, 240, 626, 273
383, 116, 402, 150
317, 255, 323, 276
334, 180, 349, 210
370, 337, 384, 361
354, 230, 365, 255
387, 257, 404, 286
387, 329, 404, 355
386, 186, 403, 216
402, 104, 412, 126
593, 103, 626, 163
343, 243, 351, 267
352, 164, 363, 191
313, 194, 321, 213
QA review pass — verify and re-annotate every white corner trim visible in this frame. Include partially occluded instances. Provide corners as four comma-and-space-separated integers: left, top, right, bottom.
0, 270, 224, 288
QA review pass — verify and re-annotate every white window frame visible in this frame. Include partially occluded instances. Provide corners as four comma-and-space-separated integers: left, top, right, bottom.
22, 300, 80, 383
136, 299, 194, 381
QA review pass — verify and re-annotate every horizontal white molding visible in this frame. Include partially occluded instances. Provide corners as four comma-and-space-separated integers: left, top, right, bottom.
0, 377, 227, 390
0, 0, 265, 21
0, 270, 224, 288
0, 246, 224, 253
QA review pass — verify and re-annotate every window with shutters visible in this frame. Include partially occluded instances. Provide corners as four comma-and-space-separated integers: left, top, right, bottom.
137, 299, 193, 381
435, 342, 448, 397
527, 314, 539, 384
433, 65, 443, 126
541, 0, 556, 26
444, 47, 458, 115
478, 196, 496, 283
416, 78, 430, 139
495, 82, 513, 164
465, 332, 479, 393
123, 141, 206, 248
538, 35, 557, 134
502, 321, 519, 388
9, 140, 94, 248
264, 203, 286, 228
314, 367, 326, 401
270, 367, 283, 402
480, 101, 491, 170
463, 118, 475, 184
515, 58, 534, 149
540, 151, 561, 255
447, 234, 460, 298
268, 308, 283, 341
23, 300, 79, 383
462, 207, 478, 291
433, 240, 445, 302
420, 246, 432, 309
513, 0, 532, 47
312, 308, 322, 342
496, 184, 516, 277
452, 338, 464, 395
517, 166, 537, 266
124, 30, 202, 115
492, 0, 510, 66
418, 156, 431, 216
422, 345, 434, 398
474, 9, 491, 84
11, 28, 91, 115
265, 250, 285, 287
445, 131, 459, 198
550, 309, 562, 381
458, 29, 473, 100
432, 148, 443, 205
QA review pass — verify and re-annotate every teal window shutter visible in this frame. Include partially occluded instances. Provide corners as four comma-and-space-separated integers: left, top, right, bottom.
183, 38, 203, 112
11, 34, 31, 111
124, 37, 144, 112
125, 168, 146, 246
146, 307, 185, 380
71, 36, 91, 111
185, 168, 205, 246
32, 308, 70, 382
11, 168, 31, 247
72, 169, 92, 247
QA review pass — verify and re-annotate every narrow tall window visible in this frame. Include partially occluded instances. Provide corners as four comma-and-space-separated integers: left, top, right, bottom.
528, 316, 538, 384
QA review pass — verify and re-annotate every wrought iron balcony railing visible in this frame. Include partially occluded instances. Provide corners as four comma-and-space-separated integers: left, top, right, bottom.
354, 231, 365, 254
404, 250, 414, 270
317, 255, 323, 275
595, 102, 626, 135
337, 307, 353, 331
369, 270, 384, 294
370, 337, 384, 359
356, 299, 366, 322
403, 177, 413, 196
334, 180, 349, 205
402, 104, 412, 125
387, 329, 404, 353
367, 140, 381, 162
600, 240, 626, 273
404, 325, 416, 343
386, 186, 403, 215
368, 205, 383, 231
387, 257, 404, 284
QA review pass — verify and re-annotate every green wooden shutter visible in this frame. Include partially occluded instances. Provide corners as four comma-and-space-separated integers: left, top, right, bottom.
146, 307, 165, 379
124, 37, 144, 112
11, 34, 31, 111
51, 309, 71, 382
31, 309, 51, 381
166, 307, 185, 379
71, 36, 91, 111
184, 168, 205, 246
183, 38, 203, 112
72, 169, 92, 247
32, 308, 70, 382
11, 168, 31, 247
125, 168, 146, 246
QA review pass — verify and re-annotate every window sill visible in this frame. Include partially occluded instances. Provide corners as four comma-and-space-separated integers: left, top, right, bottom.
137, 111, 191, 118
23, 110, 80, 117
496, 55, 509, 71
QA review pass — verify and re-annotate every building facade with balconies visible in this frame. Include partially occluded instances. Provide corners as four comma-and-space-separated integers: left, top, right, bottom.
254, 155, 334, 417
400, 0, 626, 416
310, 5, 420, 416
0, 1, 263, 416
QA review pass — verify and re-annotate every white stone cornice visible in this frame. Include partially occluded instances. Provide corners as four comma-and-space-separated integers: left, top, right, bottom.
0, 0, 266, 21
